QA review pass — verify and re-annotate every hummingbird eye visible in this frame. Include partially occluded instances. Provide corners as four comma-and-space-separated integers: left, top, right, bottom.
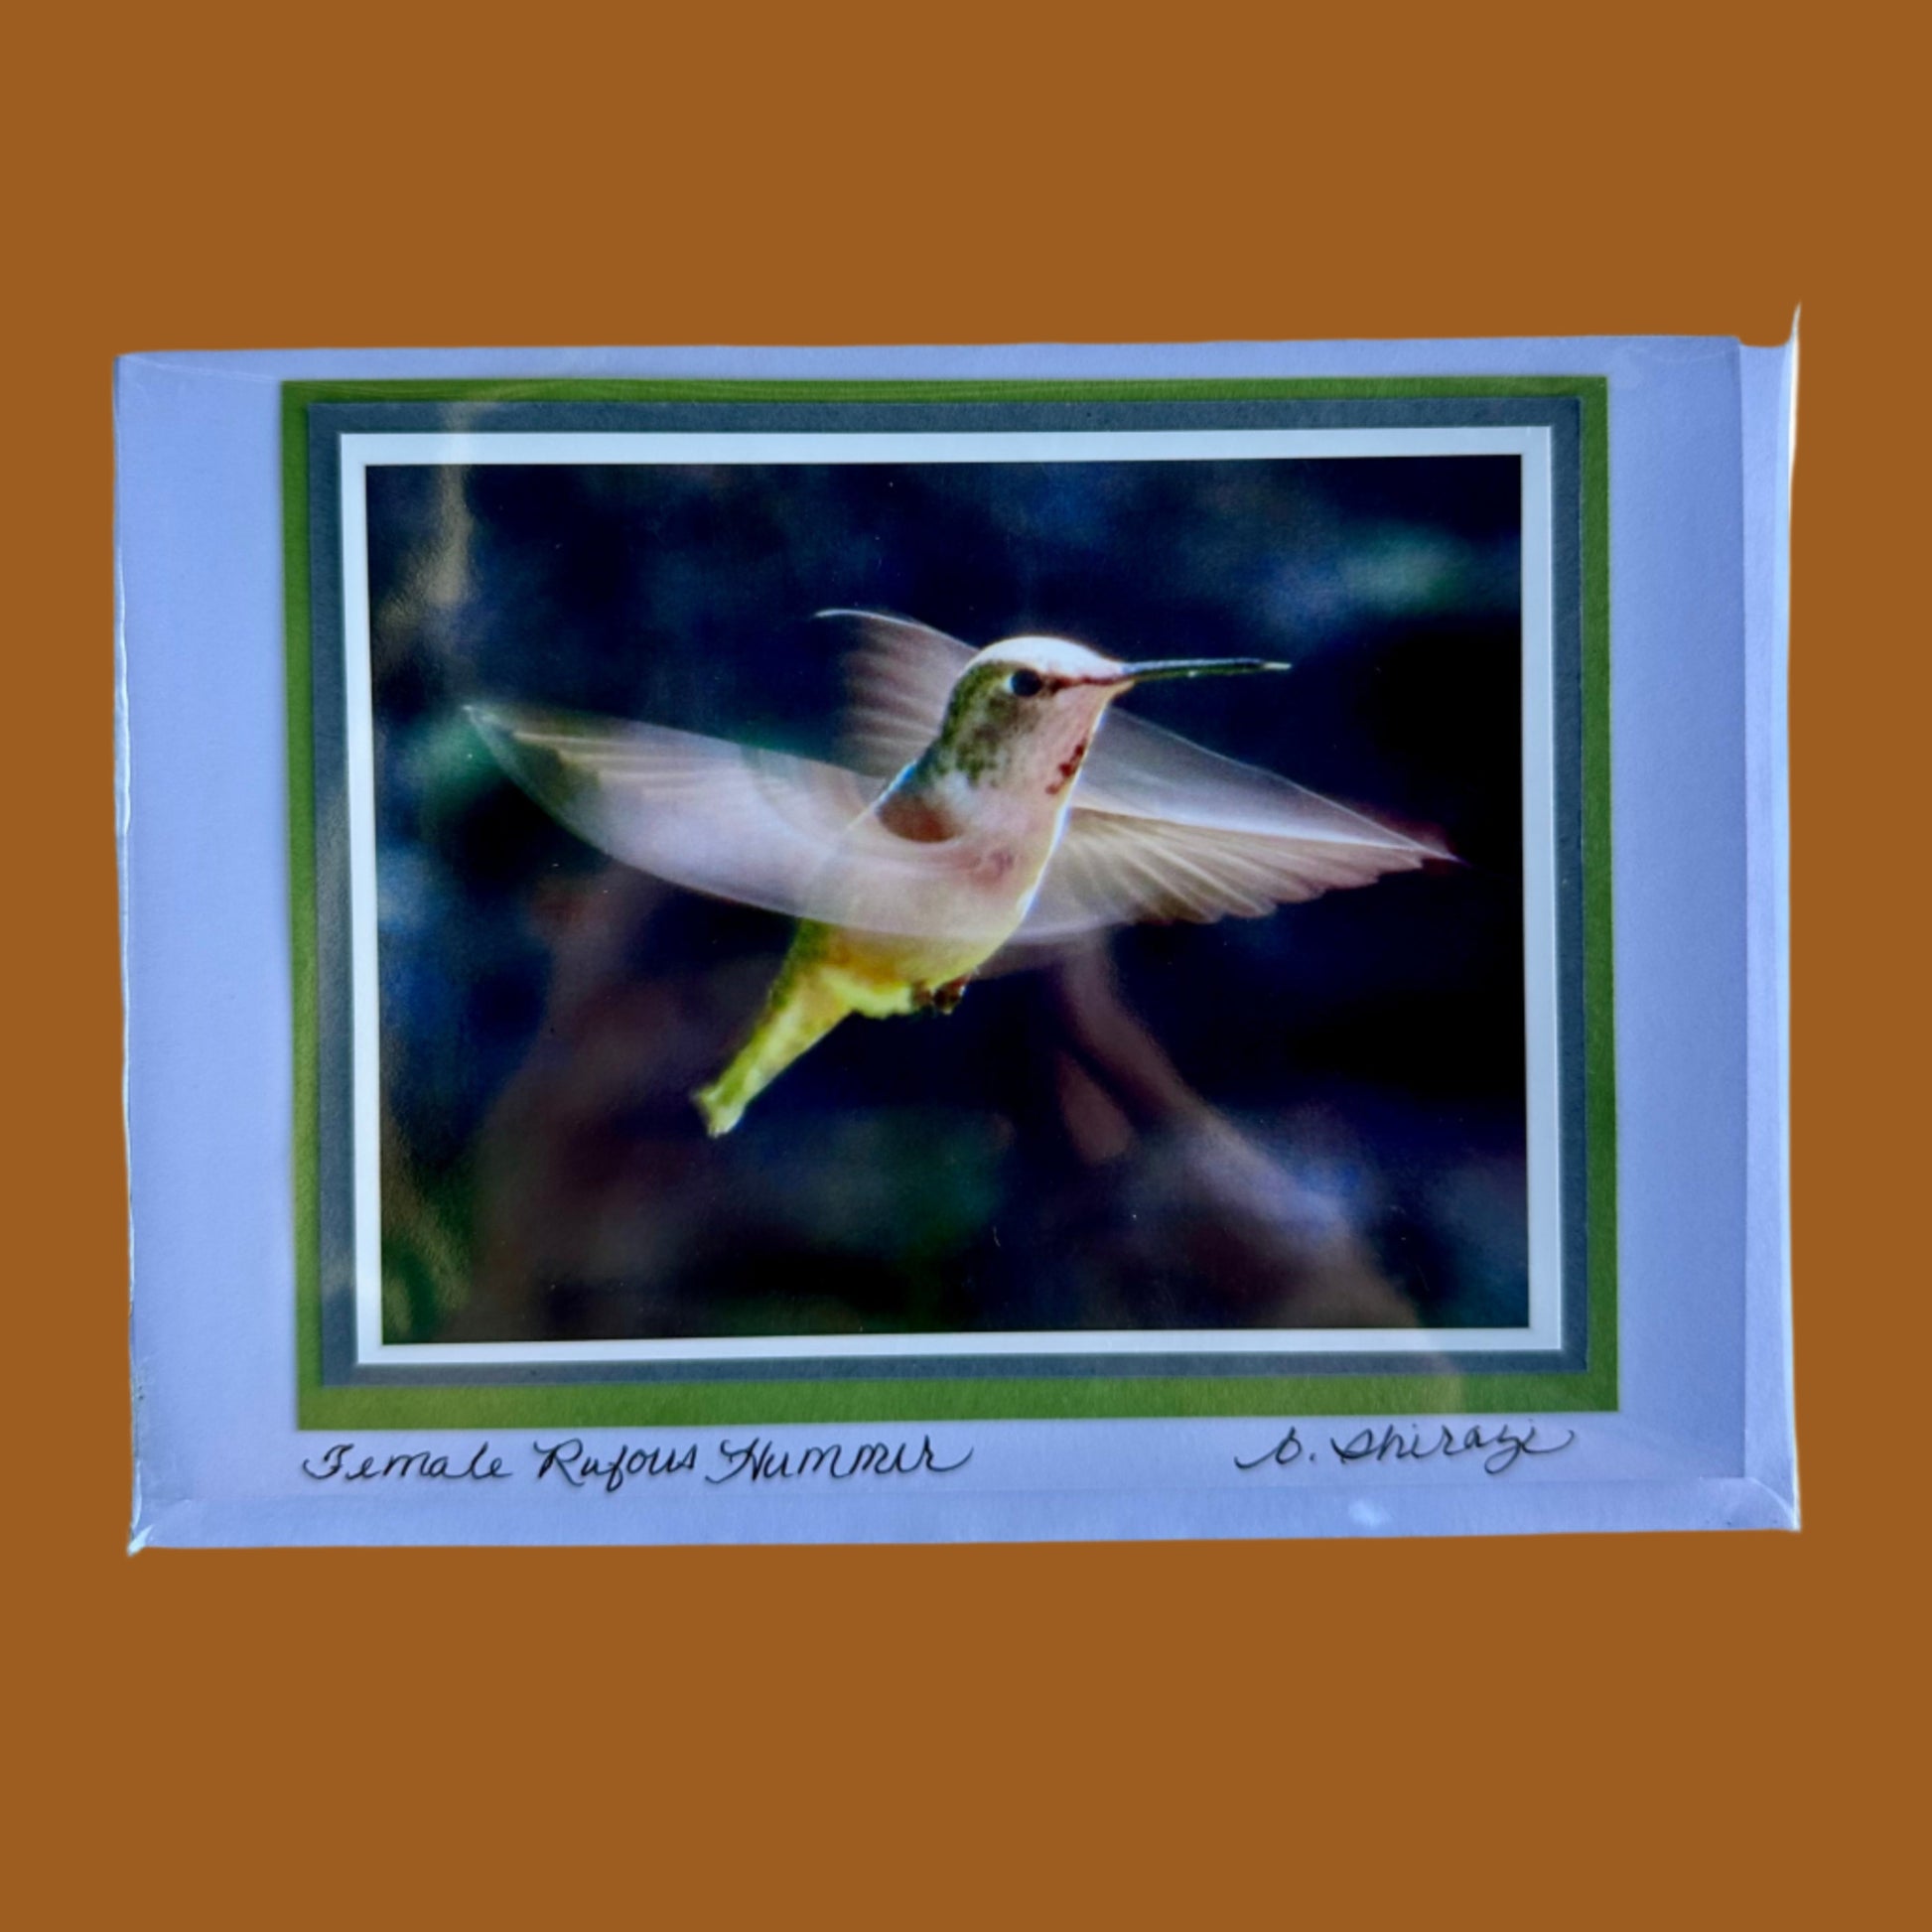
1007, 669, 1044, 698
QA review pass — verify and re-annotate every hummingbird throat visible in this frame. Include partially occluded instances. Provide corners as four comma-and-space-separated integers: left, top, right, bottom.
914, 663, 1097, 795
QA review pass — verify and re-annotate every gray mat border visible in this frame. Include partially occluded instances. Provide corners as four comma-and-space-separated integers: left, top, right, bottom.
303, 393, 1587, 1386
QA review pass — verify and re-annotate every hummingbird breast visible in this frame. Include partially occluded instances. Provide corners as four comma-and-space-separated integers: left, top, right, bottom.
801, 767, 1072, 1006
874, 785, 958, 844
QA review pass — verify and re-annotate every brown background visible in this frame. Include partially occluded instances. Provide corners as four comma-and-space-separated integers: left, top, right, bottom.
9, 5, 1919, 1923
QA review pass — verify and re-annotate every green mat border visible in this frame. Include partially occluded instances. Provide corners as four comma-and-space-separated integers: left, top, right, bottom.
282, 375, 1614, 1429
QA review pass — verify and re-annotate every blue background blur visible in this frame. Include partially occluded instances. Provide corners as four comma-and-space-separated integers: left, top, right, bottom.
366, 455, 1525, 1342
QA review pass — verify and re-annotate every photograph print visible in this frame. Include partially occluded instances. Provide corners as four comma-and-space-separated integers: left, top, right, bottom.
292, 385, 1607, 1417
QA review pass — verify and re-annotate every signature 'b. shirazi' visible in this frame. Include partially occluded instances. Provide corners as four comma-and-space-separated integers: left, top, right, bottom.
471, 610, 1446, 1135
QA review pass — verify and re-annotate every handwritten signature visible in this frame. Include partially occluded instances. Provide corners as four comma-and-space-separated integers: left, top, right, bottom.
1235, 1422, 1577, 1477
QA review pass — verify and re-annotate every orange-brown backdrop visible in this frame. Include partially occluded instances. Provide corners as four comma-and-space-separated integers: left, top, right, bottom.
7, 4, 1916, 1924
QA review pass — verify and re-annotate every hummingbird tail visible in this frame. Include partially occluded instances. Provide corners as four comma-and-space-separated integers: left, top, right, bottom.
693, 963, 854, 1137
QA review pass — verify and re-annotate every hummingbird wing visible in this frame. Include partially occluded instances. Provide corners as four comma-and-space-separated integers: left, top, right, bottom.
469, 704, 1029, 943
1021, 706, 1447, 938
828, 609, 975, 776
1020, 809, 1437, 938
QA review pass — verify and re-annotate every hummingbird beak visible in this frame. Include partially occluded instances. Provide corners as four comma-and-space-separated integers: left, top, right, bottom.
1116, 656, 1293, 686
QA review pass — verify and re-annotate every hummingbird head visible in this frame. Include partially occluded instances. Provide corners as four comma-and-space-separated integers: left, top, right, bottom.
923, 634, 1291, 800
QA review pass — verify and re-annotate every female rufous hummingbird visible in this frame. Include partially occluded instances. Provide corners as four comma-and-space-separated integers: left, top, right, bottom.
472, 612, 1441, 1134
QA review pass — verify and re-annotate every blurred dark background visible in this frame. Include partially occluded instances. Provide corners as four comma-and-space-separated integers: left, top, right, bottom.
365, 455, 1525, 1342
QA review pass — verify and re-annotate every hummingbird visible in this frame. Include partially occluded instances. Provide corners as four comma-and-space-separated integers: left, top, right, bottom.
470, 612, 1443, 1136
